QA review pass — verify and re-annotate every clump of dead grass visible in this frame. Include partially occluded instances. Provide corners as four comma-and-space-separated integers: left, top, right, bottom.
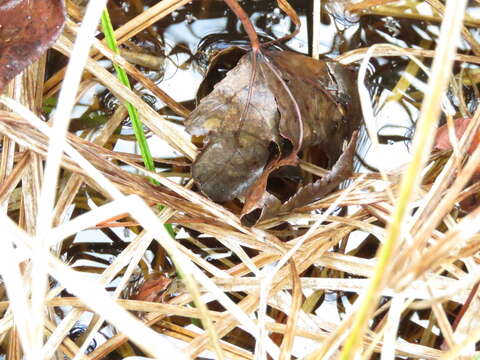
1, 0, 480, 359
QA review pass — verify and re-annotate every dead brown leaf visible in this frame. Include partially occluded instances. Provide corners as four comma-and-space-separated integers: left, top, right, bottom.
0, 0, 65, 92
186, 51, 280, 203
186, 49, 361, 224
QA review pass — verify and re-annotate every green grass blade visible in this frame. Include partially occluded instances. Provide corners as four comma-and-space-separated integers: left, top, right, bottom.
100, 9, 154, 172
100, 9, 175, 238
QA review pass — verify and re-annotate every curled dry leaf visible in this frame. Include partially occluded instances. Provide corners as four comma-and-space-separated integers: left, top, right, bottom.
281, 130, 358, 212
262, 49, 360, 157
0, 0, 65, 92
186, 49, 361, 225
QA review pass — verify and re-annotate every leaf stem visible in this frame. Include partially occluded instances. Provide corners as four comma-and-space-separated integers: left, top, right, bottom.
223, 0, 260, 51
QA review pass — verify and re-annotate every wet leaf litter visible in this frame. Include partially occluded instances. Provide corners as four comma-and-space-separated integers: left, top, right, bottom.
0, 0, 477, 358
0, 0, 65, 92
186, 27, 361, 226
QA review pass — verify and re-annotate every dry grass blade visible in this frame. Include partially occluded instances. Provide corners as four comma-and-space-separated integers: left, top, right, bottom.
44, 0, 193, 97
278, 260, 301, 360
339, 0, 468, 356
65, 19, 190, 118
345, 0, 401, 12
0, 97, 277, 359
337, 45, 480, 66
30, 3, 109, 356
0, 152, 29, 206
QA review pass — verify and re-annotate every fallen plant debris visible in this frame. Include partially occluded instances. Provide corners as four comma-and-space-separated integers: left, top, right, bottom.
186, 49, 361, 225
0, 0, 65, 92
0, 0, 478, 358
133, 273, 173, 303
434, 116, 480, 211
434, 116, 480, 154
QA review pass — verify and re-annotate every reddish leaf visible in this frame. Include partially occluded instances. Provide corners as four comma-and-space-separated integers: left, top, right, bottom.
434, 117, 480, 212
133, 273, 172, 303
0, 0, 65, 92
434, 117, 480, 154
